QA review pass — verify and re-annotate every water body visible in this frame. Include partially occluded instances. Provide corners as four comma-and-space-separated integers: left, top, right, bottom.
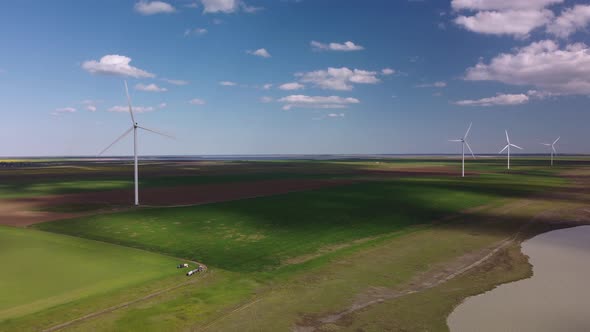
448, 225, 590, 332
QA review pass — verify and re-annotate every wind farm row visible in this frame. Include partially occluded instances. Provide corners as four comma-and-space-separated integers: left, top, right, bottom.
99, 81, 564, 206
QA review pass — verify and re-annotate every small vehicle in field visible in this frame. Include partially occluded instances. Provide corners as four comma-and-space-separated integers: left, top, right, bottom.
177, 263, 189, 269
186, 269, 199, 276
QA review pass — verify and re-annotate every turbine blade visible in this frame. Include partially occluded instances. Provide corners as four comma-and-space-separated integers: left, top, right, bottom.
499, 145, 509, 154
464, 122, 472, 139
552, 146, 557, 153
449, 139, 462, 142
510, 143, 523, 150
465, 141, 476, 159
553, 136, 560, 145
124, 80, 136, 125
98, 126, 134, 156
541, 143, 551, 146
138, 126, 175, 139
505, 130, 510, 144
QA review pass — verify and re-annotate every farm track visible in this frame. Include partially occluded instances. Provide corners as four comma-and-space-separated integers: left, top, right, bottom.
41, 264, 208, 332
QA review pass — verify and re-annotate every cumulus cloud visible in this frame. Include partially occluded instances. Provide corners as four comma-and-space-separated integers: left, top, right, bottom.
219, 81, 237, 86
454, 9, 554, 37
381, 68, 395, 75
134, 1, 176, 15
279, 82, 305, 91
310, 41, 364, 52
547, 4, 590, 38
162, 78, 189, 85
327, 113, 345, 118
260, 96, 273, 103
189, 98, 206, 105
135, 83, 167, 92
262, 83, 273, 90
82, 55, 155, 78
184, 28, 208, 36
247, 48, 271, 58
416, 81, 447, 88
454, 93, 529, 106
451, 0, 562, 11
201, 0, 259, 14
51, 107, 76, 116
464, 40, 590, 95
278, 95, 360, 110
296, 67, 380, 91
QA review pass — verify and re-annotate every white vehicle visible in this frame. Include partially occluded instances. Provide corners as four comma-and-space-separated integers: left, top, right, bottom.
186, 269, 199, 276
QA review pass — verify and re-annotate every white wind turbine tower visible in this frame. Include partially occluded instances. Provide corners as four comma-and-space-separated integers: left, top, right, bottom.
99, 81, 174, 206
499, 130, 523, 170
449, 122, 475, 177
541, 137, 560, 166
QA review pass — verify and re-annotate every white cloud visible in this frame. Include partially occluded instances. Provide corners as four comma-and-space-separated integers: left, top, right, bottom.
327, 113, 345, 118
262, 83, 273, 90
547, 4, 590, 38
135, 83, 167, 92
279, 82, 305, 91
381, 68, 395, 75
219, 81, 237, 86
296, 67, 380, 91
134, 1, 176, 15
260, 96, 273, 103
81, 100, 99, 112
451, 0, 562, 11
464, 40, 590, 95
158, 102, 167, 109
108, 105, 158, 113
185, 2, 199, 8
51, 107, 76, 116
82, 55, 155, 78
454, 93, 529, 106
241, 3, 263, 13
162, 78, 189, 85
189, 98, 206, 105
201, 0, 259, 13
184, 28, 208, 36
278, 95, 360, 110
310, 41, 364, 52
247, 48, 271, 58
454, 9, 553, 37
416, 81, 447, 88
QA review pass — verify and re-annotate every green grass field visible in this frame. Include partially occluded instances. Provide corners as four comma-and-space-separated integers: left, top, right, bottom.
0, 157, 584, 331
0, 226, 181, 321
35, 172, 563, 273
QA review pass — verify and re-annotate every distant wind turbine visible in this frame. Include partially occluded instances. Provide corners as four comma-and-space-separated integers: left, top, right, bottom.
99, 81, 174, 206
499, 130, 523, 170
449, 122, 475, 177
541, 137, 560, 166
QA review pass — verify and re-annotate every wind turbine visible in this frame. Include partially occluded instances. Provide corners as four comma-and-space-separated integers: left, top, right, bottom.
99, 81, 174, 206
499, 130, 523, 170
541, 137, 560, 166
449, 122, 475, 177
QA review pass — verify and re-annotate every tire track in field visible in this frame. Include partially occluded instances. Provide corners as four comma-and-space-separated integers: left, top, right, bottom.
41, 265, 208, 332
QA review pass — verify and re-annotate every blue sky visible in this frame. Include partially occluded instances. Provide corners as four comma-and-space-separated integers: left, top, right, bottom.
1, 0, 590, 156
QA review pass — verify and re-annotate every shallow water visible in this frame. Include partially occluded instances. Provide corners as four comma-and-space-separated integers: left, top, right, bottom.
448, 225, 590, 332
